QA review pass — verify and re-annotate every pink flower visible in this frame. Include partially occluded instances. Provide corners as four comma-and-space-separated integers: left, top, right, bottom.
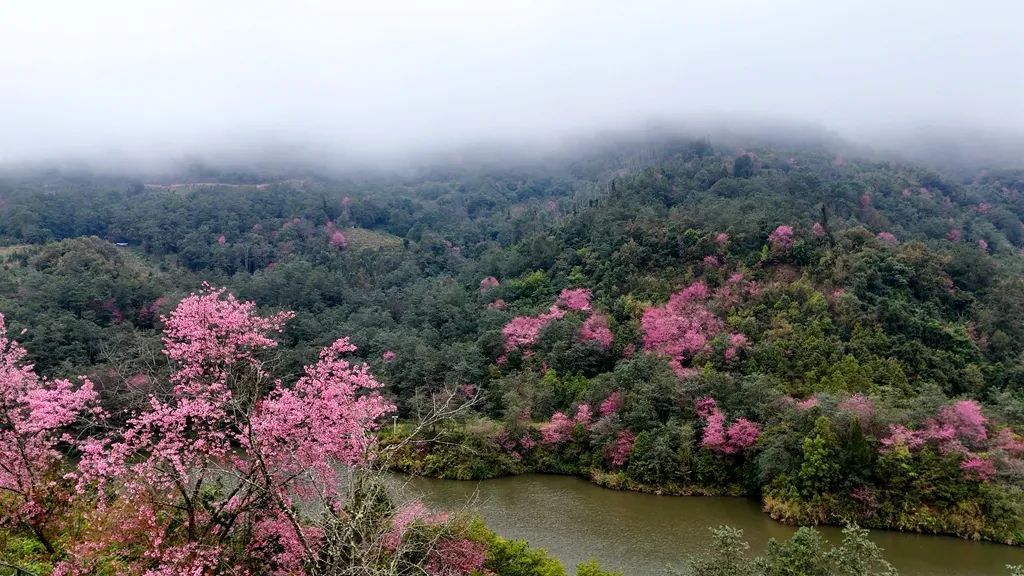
796, 396, 820, 410
702, 255, 721, 267
0, 314, 98, 532
696, 397, 760, 454
928, 400, 987, 445
695, 396, 718, 419
557, 288, 593, 312
726, 419, 761, 451
960, 456, 996, 481
838, 394, 874, 421
604, 430, 635, 468
479, 276, 500, 293
539, 411, 574, 445
880, 424, 925, 452
579, 314, 613, 349
598, 391, 622, 417
573, 404, 593, 427
996, 428, 1024, 455
642, 282, 734, 376
426, 538, 488, 576
714, 232, 730, 246
877, 232, 898, 245
947, 228, 962, 242
328, 229, 347, 248
217, 235, 226, 245
812, 222, 826, 237
978, 239, 989, 252
382, 350, 397, 362
487, 298, 507, 310
768, 225, 794, 251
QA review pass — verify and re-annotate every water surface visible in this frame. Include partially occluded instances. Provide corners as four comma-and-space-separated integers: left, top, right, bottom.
402, 474, 1024, 576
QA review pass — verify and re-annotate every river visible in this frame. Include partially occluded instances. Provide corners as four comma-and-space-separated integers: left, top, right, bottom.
399, 474, 1024, 576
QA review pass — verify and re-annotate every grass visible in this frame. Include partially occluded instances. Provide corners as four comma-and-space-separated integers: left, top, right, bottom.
343, 227, 404, 252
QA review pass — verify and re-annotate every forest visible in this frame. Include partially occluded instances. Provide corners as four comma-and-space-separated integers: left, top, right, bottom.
2, 136, 1024, 574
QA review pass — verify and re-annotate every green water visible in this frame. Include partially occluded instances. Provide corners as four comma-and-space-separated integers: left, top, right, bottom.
400, 474, 1024, 576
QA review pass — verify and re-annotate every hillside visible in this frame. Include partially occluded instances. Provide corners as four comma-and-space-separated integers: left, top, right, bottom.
2, 138, 1024, 547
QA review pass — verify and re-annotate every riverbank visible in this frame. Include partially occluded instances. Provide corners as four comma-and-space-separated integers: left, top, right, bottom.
402, 473, 1024, 576
380, 423, 1024, 547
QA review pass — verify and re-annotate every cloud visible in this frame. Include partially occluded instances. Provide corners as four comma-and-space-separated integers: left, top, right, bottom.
1, 0, 1022, 165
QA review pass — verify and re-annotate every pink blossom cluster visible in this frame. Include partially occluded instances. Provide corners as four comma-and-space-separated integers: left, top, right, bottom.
579, 313, 614, 349
695, 397, 761, 454
877, 400, 1008, 482
838, 393, 875, 422
604, 430, 636, 469
795, 396, 820, 410
812, 222, 826, 237
494, 429, 536, 460
768, 225, 795, 252
501, 305, 566, 352
947, 228, 962, 242
479, 276, 500, 293
557, 288, 593, 312
501, 286, 613, 356
877, 232, 898, 245
539, 404, 592, 445
325, 220, 348, 249
0, 314, 98, 533
960, 456, 996, 481
641, 281, 746, 375
63, 286, 396, 574
598, 391, 622, 417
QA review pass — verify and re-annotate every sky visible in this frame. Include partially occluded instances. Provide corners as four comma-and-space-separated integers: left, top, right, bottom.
1, 1, 1022, 166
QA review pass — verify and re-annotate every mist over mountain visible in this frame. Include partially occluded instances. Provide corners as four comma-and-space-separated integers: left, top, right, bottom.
2, 1, 1022, 174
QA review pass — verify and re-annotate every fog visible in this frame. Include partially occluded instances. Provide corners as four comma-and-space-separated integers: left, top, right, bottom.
1, 1, 1022, 170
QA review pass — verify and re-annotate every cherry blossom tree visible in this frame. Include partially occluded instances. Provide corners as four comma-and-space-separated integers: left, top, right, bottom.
598, 391, 622, 417
604, 430, 636, 469
579, 313, 613, 349
557, 288, 593, 312
0, 314, 98, 553
768, 225, 794, 252
876, 232, 898, 245
479, 276, 500, 293
695, 397, 761, 454
66, 286, 395, 575
641, 282, 736, 376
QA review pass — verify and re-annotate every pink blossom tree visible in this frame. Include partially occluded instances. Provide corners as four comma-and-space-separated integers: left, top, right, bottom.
641, 282, 737, 376
768, 225, 795, 252
579, 313, 614, 349
479, 276, 500, 293
604, 430, 636, 468
695, 397, 760, 454
557, 288, 593, 312
539, 411, 574, 445
877, 232, 898, 245
67, 286, 395, 574
0, 314, 98, 553
598, 391, 622, 417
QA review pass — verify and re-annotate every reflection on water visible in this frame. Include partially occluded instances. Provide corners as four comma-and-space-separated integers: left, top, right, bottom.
400, 474, 1024, 576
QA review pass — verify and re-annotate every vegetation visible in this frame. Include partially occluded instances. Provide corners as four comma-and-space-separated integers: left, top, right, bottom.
2, 136, 1024, 572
